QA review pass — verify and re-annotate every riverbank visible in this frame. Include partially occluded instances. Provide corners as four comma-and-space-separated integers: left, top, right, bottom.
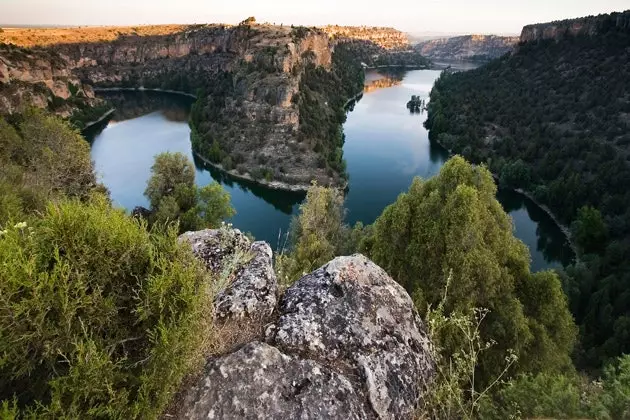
193, 152, 312, 193
344, 91, 364, 108
94, 87, 197, 99
82, 107, 115, 131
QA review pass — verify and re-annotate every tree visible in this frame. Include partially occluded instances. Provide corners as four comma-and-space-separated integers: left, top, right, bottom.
198, 182, 235, 228
366, 156, 576, 384
144, 152, 234, 233
275, 183, 369, 285
571, 205, 607, 254
276, 184, 345, 284
145, 152, 196, 209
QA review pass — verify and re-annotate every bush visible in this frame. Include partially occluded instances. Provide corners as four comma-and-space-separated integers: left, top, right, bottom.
479, 355, 630, 419
0, 197, 213, 418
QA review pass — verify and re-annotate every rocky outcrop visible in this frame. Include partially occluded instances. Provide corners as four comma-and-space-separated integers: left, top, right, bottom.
520, 10, 630, 43
268, 255, 434, 419
177, 230, 435, 419
179, 228, 278, 320
415, 34, 519, 61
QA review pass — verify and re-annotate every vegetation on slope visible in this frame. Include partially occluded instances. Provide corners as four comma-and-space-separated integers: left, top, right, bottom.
278, 158, 630, 419
0, 109, 236, 418
425, 23, 630, 369
190, 39, 365, 185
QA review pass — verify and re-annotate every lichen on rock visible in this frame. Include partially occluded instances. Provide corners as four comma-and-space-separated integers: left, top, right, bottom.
177, 238, 435, 419
179, 228, 278, 320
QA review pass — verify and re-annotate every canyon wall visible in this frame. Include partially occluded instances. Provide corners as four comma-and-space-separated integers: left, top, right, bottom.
321, 25, 409, 50
0, 44, 102, 118
415, 35, 519, 61
520, 10, 630, 43
0, 24, 341, 187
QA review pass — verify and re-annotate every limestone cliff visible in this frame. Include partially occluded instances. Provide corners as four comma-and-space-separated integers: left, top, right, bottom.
0, 24, 346, 189
415, 34, 519, 61
321, 25, 409, 50
176, 228, 435, 419
0, 43, 105, 121
520, 10, 630, 43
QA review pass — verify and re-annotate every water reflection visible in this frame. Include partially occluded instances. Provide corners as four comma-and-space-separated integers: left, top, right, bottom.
192, 154, 304, 215
87, 71, 574, 270
497, 189, 574, 270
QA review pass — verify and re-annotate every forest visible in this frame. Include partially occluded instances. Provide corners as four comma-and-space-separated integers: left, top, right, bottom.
424, 21, 630, 369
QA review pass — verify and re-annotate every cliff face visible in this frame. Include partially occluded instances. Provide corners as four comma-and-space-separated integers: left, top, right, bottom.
415, 35, 519, 61
0, 44, 102, 117
321, 25, 409, 50
0, 24, 343, 188
520, 10, 630, 43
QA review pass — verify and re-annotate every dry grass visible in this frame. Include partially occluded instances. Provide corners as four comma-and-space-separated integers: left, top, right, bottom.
0, 25, 194, 47
160, 313, 274, 419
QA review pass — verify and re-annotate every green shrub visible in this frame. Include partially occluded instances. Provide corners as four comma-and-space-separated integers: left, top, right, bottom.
0, 196, 213, 418
479, 355, 630, 419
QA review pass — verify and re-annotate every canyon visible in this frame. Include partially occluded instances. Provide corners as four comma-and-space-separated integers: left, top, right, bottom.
0, 23, 430, 190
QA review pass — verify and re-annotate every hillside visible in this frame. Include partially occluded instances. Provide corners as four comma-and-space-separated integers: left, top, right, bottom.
425, 10, 630, 368
415, 34, 519, 61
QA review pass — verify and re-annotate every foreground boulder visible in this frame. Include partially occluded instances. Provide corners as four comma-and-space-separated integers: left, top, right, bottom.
181, 341, 372, 419
177, 242, 435, 419
179, 228, 277, 320
268, 255, 434, 419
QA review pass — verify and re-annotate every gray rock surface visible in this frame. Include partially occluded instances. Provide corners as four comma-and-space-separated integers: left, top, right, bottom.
181, 342, 372, 420
178, 237, 434, 420
179, 229, 277, 320
268, 254, 434, 419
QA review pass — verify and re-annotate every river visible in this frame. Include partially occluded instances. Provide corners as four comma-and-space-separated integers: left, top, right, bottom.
86, 70, 574, 272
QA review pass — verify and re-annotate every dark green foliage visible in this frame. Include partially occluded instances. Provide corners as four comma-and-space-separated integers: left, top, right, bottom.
0, 197, 211, 418
292, 44, 364, 179
69, 102, 112, 130
366, 157, 576, 384
572, 206, 608, 254
425, 23, 630, 368
144, 152, 235, 233
188, 71, 234, 163
290, 26, 310, 43
480, 355, 630, 419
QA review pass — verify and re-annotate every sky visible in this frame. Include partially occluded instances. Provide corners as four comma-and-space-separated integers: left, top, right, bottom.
0, 0, 628, 35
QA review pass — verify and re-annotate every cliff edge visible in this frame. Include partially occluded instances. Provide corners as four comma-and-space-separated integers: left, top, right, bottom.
520, 9, 630, 43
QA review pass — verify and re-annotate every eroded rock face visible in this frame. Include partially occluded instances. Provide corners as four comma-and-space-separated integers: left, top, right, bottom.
179, 229, 278, 320
415, 35, 518, 61
178, 245, 434, 420
268, 255, 434, 419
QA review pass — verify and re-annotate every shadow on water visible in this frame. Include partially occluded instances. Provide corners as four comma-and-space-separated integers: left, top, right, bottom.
496, 189, 575, 270
87, 73, 575, 270
191, 154, 304, 215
